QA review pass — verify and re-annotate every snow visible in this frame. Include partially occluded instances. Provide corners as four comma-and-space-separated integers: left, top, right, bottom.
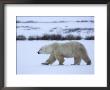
17, 40, 94, 74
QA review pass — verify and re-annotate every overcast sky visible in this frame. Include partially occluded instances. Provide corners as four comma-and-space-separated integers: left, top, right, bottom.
16, 16, 94, 22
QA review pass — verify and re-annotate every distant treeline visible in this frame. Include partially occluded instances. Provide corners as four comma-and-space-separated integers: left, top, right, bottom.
16, 34, 94, 41
16, 26, 40, 30
16, 20, 94, 23
76, 20, 94, 23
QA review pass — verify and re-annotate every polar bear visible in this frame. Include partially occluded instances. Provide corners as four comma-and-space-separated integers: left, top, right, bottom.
38, 41, 91, 65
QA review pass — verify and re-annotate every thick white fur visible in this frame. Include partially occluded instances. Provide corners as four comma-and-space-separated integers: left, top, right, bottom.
38, 41, 91, 65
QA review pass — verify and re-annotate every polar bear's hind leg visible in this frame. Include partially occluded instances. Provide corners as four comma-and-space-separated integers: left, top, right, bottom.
71, 56, 81, 65
82, 55, 91, 65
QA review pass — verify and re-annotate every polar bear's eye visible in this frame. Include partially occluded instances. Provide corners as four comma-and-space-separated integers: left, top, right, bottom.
40, 48, 44, 51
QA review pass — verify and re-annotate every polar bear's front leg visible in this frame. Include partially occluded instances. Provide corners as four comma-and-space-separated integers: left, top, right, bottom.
55, 55, 65, 65
41, 54, 56, 65
53, 50, 65, 65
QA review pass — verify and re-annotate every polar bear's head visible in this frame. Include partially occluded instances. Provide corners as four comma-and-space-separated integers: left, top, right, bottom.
38, 45, 53, 54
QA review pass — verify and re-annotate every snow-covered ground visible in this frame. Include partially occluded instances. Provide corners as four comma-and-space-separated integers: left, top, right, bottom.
17, 40, 94, 74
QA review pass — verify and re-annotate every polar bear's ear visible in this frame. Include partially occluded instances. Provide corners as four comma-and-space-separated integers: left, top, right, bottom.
51, 49, 55, 54
40, 48, 42, 51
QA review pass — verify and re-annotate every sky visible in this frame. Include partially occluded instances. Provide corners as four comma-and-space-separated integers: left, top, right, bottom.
16, 16, 94, 22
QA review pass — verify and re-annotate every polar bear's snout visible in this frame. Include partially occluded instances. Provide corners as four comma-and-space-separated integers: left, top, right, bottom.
38, 50, 42, 54
37, 51, 40, 54
37, 49, 41, 54
38, 48, 43, 54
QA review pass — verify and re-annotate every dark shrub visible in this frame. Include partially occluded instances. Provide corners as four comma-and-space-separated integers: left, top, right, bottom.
36, 36, 41, 40
90, 20, 94, 23
28, 36, 37, 40
41, 34, 50, 40
24, 20, 35, 23
85, 36, 94, 40
65, 35, 82, 40
75, 36, 82, 40
65, 35, 75, 40
16, 35, 26, 40
50, 34, 62, 40
40, 34, 62, 40
16, 20, 21, 23
27, 34, 82, 40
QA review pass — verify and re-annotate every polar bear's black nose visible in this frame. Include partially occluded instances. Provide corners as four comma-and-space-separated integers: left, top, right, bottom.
37, 51, 40, 54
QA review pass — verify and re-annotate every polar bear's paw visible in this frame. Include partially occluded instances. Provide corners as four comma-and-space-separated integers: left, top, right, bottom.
59, 63, 64, 65
41, 62, 49, 65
